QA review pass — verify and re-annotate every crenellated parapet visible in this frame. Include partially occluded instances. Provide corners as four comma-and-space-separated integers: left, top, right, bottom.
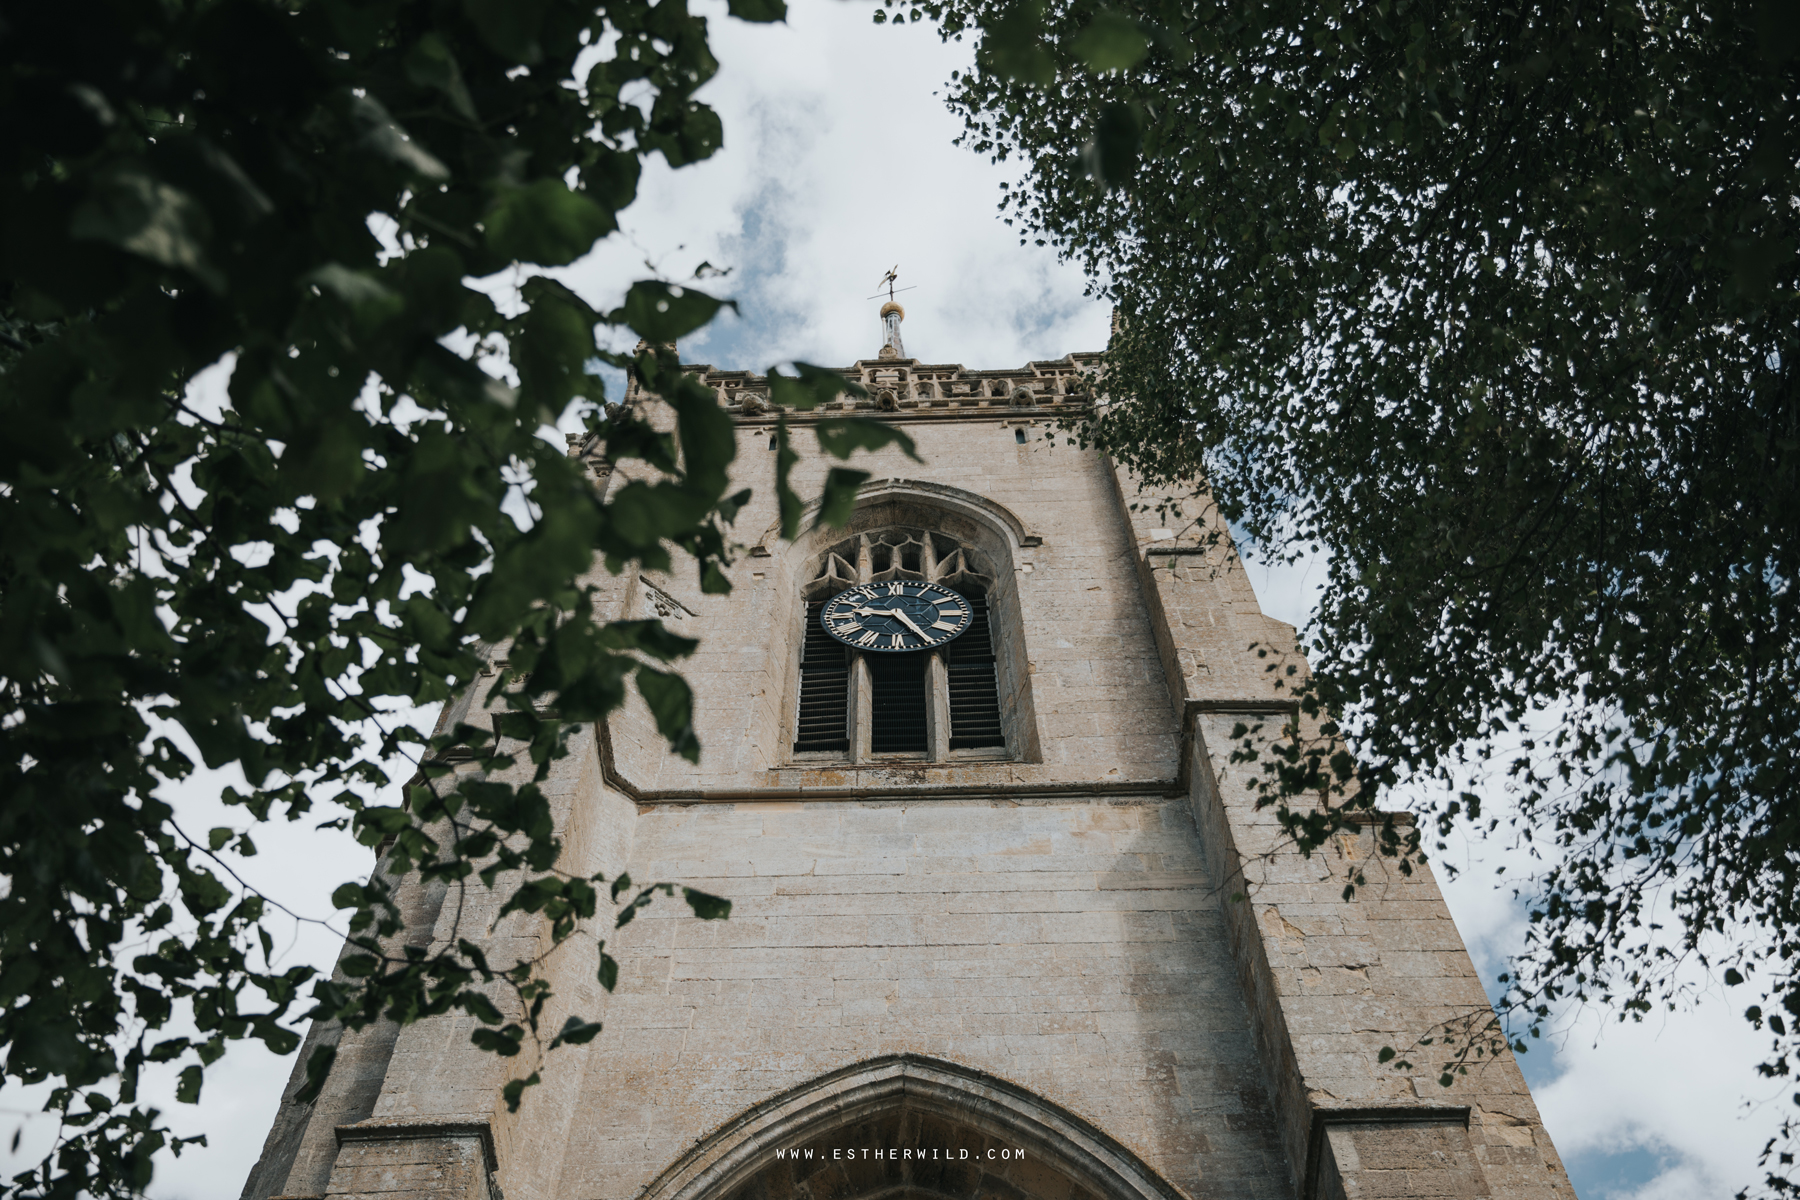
625, 353, 1105, 419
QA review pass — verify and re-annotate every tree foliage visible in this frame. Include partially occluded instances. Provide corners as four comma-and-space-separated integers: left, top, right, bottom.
898, 0, 1800, 1189
0, 0, 902, 1194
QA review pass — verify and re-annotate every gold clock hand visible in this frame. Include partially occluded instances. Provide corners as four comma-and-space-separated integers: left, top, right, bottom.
891, 610, 930, 639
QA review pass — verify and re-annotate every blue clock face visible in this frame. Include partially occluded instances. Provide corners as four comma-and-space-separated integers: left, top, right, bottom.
821, 581, 972, 653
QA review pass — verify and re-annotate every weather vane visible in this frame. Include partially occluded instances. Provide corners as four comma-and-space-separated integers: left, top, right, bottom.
867, 265, 918, 303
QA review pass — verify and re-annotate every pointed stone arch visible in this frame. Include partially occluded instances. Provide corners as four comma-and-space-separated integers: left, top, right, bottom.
754, 479, 1043, 562
634, 1056, 1188, 1200
765, 480, 1043, 764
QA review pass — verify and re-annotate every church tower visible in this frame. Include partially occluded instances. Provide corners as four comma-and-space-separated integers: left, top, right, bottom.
242, 307, 1572, 1200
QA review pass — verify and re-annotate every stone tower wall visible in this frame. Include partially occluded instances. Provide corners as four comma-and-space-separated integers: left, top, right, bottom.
241, 352, 1572, 1200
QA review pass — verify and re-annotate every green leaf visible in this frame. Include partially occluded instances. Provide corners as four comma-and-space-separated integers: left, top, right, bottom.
347, 94, 449, 181
415, 342, 518, 409
514, 277, 601, 408
306, 263, 404, 326
815, 467, 872, 529
320, 0, 400, 53
718, 487, 753, 524
700, 560, 732, 595
354, 806, 411, 847
161, 136, 275, 227
1082, 102, 1141, 190
1754, 0, 1800, 61
683, 888, 731, 920
774, 417, 803, 540
146, 1038, 190, 1064
462, 993, 506, 1025
728, 0, 787, 19
597, 944, 619, 991
662, 365, 737, 497
463, 0, 548, 63
283, 414, 368, 502
1140, 18, 1194, 64
602, 409, 679, 473
601, 619, 700, 662
548, 1016, 603, 1048
176, 1065, 203, 1104
471, 1025, 525, 1055
207, 827, 232, 852
979, 0, 1055, 84
815, 417, 922, 463
768, 363, 866, 411
580, 149, 642, 214
339, 954, 379, 977
1072, 10, 1144, 71
404, 33, 478, 121
1070, 10, 1147, 71
646, 102, 724, 168
500, 1071, 541, 1113
605, 480, 715, 549
69, 165, 224, 292
257, 1021, 300, 1056
614, 281, 731, 344
486, 181, 614, 266
635, 668, 700, 763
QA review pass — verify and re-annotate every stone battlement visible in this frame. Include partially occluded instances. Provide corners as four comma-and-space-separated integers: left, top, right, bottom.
628, 353, 1105, 418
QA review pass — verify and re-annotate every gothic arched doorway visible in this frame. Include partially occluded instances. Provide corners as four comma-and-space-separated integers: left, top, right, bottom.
635, 1057, 1187, 1200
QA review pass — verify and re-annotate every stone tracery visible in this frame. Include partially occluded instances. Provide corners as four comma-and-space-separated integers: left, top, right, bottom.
801, 530, 995, 601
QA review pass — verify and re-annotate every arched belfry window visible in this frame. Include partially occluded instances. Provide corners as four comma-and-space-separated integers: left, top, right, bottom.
793, 528, 1012, 761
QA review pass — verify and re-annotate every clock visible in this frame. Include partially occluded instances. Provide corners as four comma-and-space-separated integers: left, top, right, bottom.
820, 581, 972, 653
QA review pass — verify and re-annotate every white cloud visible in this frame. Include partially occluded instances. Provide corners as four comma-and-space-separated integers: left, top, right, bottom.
557, 0, 1110, 374
1530, 1001, 1782, 1200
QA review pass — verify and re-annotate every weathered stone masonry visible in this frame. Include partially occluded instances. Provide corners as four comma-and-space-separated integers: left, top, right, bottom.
242, 334, 1573, 1200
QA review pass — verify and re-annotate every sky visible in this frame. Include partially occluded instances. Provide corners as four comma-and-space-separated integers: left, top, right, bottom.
3, 3, 1781, 1199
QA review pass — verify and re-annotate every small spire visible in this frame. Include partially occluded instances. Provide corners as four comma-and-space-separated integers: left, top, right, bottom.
879, 301, 905, 359
869, 265, 916, 360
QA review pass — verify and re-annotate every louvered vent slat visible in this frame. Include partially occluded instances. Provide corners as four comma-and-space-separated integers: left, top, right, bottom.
948, 593, 1006, 749
793, 601, 849, 752
869, 652, 928, 754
